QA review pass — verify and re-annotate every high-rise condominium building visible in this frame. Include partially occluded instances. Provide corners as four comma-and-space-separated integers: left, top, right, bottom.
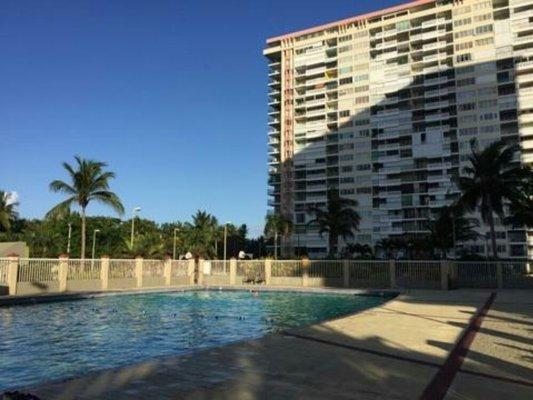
264, 0, 533, 258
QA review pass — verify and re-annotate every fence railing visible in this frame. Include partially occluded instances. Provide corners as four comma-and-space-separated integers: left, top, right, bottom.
0, 257, 531, 296
18, 259, 59, 282
0, 258, 9, 284
109, 259, 136, 279
67, 259, 101, 281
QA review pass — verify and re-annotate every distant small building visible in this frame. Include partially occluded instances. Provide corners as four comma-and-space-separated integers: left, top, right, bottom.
0, 242, 29, 257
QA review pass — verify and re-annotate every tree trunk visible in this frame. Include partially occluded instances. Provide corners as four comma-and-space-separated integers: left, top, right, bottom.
81, 207, 86, 259
329, 232, 337, 258
487, 203, 498, 259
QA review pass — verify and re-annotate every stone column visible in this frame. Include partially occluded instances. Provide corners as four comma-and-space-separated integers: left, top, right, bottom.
229, 258, 237, 285
187, 259, 195, 285
264, 258, 272, 286
197, 258, 204, 285
389, 260, 396, 289
100, 256, 110, 290
302, 257, 310, 287
164, 256, 172, 286
343, 260, 350, 288
7, 255, 19, 296
58, 255, 69, 292
135, 256, 144, 288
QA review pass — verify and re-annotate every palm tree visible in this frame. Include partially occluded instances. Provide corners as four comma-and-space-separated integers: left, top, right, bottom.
183, 210, 218, 258
427, 205, 480, 259
505, 171, 533, 228
345, 243, 373, 259
455, 139, 530, 259
46, 156, 124, 258
307, 189, 360, 258
264, 213, 293, 259
375, 237, 408, 259
0, 191, 19, 231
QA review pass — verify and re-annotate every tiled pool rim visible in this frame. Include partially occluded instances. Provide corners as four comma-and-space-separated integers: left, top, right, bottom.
0, 286, 399, 307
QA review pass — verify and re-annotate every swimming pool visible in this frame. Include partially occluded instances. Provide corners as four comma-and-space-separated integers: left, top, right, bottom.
0, 289, 389, 390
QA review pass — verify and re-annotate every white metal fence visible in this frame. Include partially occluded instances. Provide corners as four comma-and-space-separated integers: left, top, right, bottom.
18, 259, 59, 282
67, 259, 101, 280
272, 260, 302, 277
348, 260, 390, 287
208, 260, 229, 275
171, 260, 189, 276
0, 258, 9, 284
1, 258, 531, 295
143, 260, 165, 277
237, 260, 264, 279
395, 260, 441, 289
109, 259, 136, 279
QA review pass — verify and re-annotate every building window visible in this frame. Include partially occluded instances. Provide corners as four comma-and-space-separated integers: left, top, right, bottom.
339, 77, 353, 85
456, 53, 472, 63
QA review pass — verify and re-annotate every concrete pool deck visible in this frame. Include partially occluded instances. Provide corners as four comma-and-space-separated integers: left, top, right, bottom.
15, 289, 533, 399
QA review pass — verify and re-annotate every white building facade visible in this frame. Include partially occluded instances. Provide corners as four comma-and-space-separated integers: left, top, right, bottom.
265, 0, 533, 258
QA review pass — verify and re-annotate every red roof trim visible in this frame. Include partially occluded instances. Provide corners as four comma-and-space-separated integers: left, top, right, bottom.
266, 0, 435, 44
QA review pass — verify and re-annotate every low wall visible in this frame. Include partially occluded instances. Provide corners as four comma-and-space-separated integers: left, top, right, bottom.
204, 275, 230, 286
67, 280, 102, 292
271, 277, 302, 286
143, 277, 166, 288
17, 281, 60, 296
108, 278, 137, 290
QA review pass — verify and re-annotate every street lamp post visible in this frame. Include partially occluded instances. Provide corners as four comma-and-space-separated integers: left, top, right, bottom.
223, 222, 231, 273
67, 223, 72, 255
274, 231, 278, 260
173, 228, 179, 260
130, 207, 141, 251
91, 229, 100, 260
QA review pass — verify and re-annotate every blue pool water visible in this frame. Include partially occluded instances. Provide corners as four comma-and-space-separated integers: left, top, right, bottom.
0, 290, 388, 390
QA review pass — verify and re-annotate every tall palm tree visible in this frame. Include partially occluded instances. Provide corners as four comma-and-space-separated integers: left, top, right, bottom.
505, 171, 533, 228
264, 213, 293, 259
427, 205, 480, 259
46, 156, 124, 258
0, 191, 19, 231
183, 210, 218, 258
307, 189, 360, 258
455, 139, 530, 259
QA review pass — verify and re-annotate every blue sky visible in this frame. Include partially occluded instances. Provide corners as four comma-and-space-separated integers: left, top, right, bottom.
1, 0, 399, 236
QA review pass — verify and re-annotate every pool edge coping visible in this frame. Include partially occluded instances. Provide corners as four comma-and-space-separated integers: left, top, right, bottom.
0, 285, 400, 307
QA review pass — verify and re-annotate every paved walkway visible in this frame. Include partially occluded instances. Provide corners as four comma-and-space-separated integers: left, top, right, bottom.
21, 290, 533, 399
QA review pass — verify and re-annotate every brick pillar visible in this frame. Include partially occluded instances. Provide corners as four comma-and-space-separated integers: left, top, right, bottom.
264, 258, 272, 286
229, 258, 237, 285
7, 255, 19, 296
389, 260, 396, 289
135, 256, 144, 288
187, 259, 195, 285
302, 257, 309, 287
197, 259, 204, 285
58, 255, 69, 292
100, 256, 110, 290
343, 260, 350, 288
